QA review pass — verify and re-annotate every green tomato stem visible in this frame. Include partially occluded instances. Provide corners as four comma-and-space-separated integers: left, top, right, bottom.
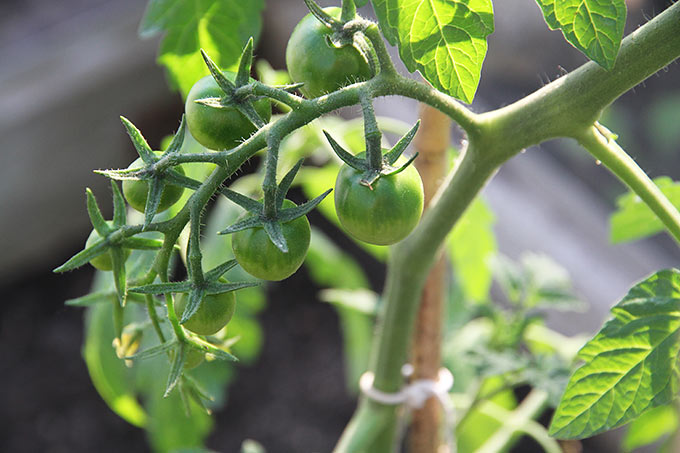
359, 91, 383, 170
362, 24, 397, 76
576, 124, 680, 243
263, 135, 281, 218
145, 294, 167, 344
187, 208, 205, 284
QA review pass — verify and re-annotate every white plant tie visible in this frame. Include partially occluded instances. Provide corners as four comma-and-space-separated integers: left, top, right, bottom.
359, 366, 457, 452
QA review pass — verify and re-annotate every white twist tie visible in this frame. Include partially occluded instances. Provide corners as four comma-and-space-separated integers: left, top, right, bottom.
359, 367, 456, 452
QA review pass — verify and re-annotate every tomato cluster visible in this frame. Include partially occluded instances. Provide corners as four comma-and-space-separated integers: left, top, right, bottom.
84, 6, 424, 355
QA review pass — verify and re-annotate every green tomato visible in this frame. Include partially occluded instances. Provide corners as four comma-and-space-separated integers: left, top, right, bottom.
174, 290, 236, 336
334, 156, 424, 245
232, 200, 311, 281
183, 348, 205, 370
122, 152, 185, 214
285, 7, 372, 98
185, 73, 272, 151
85, 222, 130, 271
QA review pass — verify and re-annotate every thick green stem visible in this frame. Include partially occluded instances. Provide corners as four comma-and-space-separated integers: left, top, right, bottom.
576, 124, 680, 243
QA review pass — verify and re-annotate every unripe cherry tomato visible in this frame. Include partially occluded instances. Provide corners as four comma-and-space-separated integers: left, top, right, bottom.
185, 73, 272, 151
285, 7, 372, 98
122, 152, 186, 214
85, 222, 130, 271
232, 200, 311, 281
174, 290, 236, 336
334, 155, 424, 245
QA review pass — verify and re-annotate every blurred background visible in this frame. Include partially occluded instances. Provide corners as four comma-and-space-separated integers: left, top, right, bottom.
1, 0, 679, 452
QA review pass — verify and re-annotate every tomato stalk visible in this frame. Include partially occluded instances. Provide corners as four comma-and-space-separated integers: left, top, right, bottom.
359, 91, 383, 172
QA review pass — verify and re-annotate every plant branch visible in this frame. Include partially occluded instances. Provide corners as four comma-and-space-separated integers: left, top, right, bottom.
474, 389, 552, 453
577, 124, 680, 243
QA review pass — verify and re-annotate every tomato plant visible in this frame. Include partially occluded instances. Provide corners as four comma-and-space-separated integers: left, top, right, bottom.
285, 7, 372, 98
54, 0, 680, 452
185, 73, 272, 150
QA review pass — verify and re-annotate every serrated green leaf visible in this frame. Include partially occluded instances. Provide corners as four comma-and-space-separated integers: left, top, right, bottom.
611, 176, 680, 243
549, 269, 680, 439
374, 0, 494, 102
622, 404, 678, 452
448, 197, 496, 303
141, 0, 264, 97
535, 0, 626, 69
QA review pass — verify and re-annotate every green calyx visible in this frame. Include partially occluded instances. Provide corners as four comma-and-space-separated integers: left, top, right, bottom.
218, 158, 332, 253
197, 40, 269, 130
96, 116, 197, 229
323, 119, 421, 188
301, 0, 377, 79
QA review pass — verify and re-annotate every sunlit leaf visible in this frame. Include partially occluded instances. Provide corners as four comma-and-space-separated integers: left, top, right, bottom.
549, 269, 680, 439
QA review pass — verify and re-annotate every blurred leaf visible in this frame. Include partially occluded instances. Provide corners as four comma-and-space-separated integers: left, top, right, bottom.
456, 376, 517, 452
372, 0, 494, 102
447, 197, 496, 303
83, 299, 147, 428
549, 269, 680, 439
306, 228, 369, 290
646, 93, 680, 153
536, 0, 626, 70
491, 253, 585, 311
147, 380, 213, 453
523, 354, 572, 408
611, 176, 680, 243
622, 404, 678, 452
139, 0, 264, 97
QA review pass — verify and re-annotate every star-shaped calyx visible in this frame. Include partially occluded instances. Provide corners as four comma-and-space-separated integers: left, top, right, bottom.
303, 0, 377, 76
95, 116, 199, 229
129, 258, 257, 327
53, 181, 166, 306
323, 119, 421, 188
196, 39, 270, 129
218, 159, 332, 252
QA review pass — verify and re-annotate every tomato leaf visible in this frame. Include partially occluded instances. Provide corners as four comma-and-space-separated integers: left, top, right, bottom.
371, 0, 494, 103
447, 197, 496, 303
83, 295, 147, 428
535, 0, 626, 70
622, 404, 679, 452
139, 0, 264, 97
549, 269, 680, 439
611, 176, 680, 243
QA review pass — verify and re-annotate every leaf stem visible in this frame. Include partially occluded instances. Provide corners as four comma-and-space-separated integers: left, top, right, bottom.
576, 124, 680, 244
